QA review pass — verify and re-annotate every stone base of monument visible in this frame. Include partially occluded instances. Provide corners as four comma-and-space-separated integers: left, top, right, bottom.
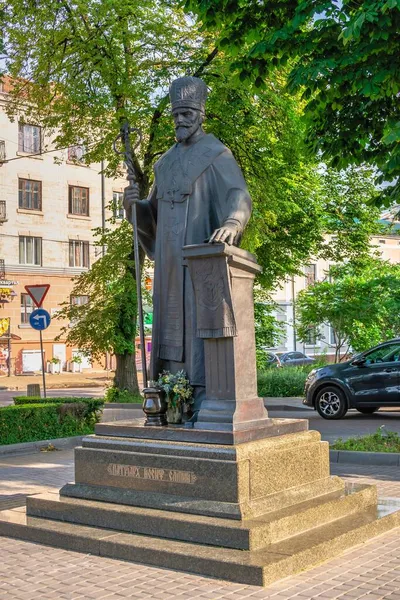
0, 421, 400, 586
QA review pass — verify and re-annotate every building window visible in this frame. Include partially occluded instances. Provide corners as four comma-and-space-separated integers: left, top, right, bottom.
305, 264, 316, 286
305, 326, 317, 345
18, 178, 42, 210
18, 123, 41, 154
19, 236, 42, 266
68, 145, 85, 163
112, 191, 124, 219
68, 186, 89, 216
69, 240, 89, 268
70, 295, 89, 306
21, 293, 34, 324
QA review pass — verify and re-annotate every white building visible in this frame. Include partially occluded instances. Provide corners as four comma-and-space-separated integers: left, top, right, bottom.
0, 77, 128, 374
269, 229, 400, 358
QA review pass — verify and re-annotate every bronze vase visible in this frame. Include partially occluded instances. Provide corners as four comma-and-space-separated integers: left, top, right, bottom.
166, 400, 183, 425
142, 386, 168, 426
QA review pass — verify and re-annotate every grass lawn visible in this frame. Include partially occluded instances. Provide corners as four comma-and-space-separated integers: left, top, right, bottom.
331, 426, 400, 453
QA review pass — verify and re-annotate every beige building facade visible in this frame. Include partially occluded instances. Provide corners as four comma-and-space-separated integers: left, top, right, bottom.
0, 81, 128, 375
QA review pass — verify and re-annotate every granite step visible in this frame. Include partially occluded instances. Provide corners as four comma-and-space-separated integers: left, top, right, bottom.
26, 482, 377, 551
0, 500, 399, 586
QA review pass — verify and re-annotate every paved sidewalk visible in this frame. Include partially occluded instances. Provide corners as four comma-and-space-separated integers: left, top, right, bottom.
1, 451, 400, 599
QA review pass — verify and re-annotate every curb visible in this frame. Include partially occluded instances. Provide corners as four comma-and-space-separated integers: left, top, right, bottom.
0, 436, 85, 457
329, 449, 400, 466
103, 403, 142, 409
266, 404, 310, 412
263, 397, 310, 412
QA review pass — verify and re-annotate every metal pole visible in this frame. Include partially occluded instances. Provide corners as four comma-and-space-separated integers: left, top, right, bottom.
131, 197, 148, 388
101, 160, 106, 257
113, 123, 147, 388
39, 329, 47, 398
291, 277, 297, 351
7, 324, 10, 377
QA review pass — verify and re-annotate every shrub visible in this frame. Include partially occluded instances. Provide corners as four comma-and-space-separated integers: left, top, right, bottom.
13, 396, 104, 413
104, 386, 142, 404
0, 402, 101, 446
257, 367, 307, 397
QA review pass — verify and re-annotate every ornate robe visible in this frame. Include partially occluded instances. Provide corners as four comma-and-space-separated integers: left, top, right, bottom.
136, 133, 251, 404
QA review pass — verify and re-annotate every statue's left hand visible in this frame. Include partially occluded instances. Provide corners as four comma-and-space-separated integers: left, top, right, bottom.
209, 222, 239, 245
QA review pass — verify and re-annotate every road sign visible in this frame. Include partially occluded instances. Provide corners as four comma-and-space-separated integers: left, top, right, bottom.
29, 308, 51, 331
25, 284, 50, 308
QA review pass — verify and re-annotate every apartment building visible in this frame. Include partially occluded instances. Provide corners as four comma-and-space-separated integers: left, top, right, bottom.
0, 81, 128, 375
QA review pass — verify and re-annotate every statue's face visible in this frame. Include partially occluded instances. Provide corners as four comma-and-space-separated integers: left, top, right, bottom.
172, 107, 203, 143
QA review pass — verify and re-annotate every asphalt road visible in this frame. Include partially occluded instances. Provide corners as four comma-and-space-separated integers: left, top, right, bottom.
0, 387, 104, 407
268, 405, 400, 444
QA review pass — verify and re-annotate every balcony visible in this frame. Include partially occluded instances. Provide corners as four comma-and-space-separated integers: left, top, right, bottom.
0, 141, 5, 163
0, 201, 7, 224
0, 260, 5, 280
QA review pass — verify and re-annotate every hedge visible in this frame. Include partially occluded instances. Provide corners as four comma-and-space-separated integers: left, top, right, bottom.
0, 401, 102, 445
257, 367, 308, 398
13, 396, 104, 412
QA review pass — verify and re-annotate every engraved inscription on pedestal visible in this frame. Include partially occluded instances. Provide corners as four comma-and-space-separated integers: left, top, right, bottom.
107, 463, 198, 485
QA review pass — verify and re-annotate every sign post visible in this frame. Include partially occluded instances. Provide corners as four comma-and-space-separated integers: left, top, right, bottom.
29, 308, 51, 398
26, 285, 51, 399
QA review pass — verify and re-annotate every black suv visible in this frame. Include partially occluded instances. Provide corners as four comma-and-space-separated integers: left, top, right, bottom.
304, 339, 400, 419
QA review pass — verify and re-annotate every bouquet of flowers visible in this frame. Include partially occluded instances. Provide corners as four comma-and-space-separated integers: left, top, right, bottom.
156, 370, 193, 408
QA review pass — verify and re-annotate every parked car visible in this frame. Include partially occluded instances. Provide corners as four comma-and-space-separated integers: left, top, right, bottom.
264, 351, 315, 368
304, 339, 400, 419
279, 352, 315, 367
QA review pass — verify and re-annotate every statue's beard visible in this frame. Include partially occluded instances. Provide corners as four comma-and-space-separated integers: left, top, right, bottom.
175, 125, 197, 142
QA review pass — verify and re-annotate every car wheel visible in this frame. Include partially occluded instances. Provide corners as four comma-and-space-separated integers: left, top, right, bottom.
356, 407, 378, 415
315, 386, 348, 419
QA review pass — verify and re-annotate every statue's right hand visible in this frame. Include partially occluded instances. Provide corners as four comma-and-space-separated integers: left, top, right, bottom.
123, 183, 140, 215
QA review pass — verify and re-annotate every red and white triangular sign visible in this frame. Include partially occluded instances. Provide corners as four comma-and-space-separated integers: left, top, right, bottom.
24, 284, 50, 308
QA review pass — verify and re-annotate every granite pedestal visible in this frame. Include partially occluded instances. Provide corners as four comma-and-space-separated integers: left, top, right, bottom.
1, 422, 400, 586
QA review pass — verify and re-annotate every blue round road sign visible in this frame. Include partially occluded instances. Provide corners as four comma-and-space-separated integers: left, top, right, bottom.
29, 308, 51, 331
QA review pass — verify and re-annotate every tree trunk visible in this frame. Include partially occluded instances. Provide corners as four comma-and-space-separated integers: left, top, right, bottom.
114, 352, 140, 394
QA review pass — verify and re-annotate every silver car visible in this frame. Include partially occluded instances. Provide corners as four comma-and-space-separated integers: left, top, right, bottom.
265, 351, 315, 368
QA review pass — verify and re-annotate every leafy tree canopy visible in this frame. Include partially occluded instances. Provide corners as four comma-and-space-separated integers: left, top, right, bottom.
186, 0, 400, 206
0, 0, 389, 389
1, 0, 330, 288
318, 165, 384, 264
296, 258, 400, 361
55, 218, 141, 392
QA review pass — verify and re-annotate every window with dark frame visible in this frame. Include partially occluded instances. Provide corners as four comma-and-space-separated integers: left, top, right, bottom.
68, 186, 89, 216
69, 240, 89, 268
18, 178, 42, 210
305, 326, 317, 345
18, 123, 42, 154
20, 293, 34, 324
112, 191, 124, 219
19, 236, 42, 266
70, 295, 89, 306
